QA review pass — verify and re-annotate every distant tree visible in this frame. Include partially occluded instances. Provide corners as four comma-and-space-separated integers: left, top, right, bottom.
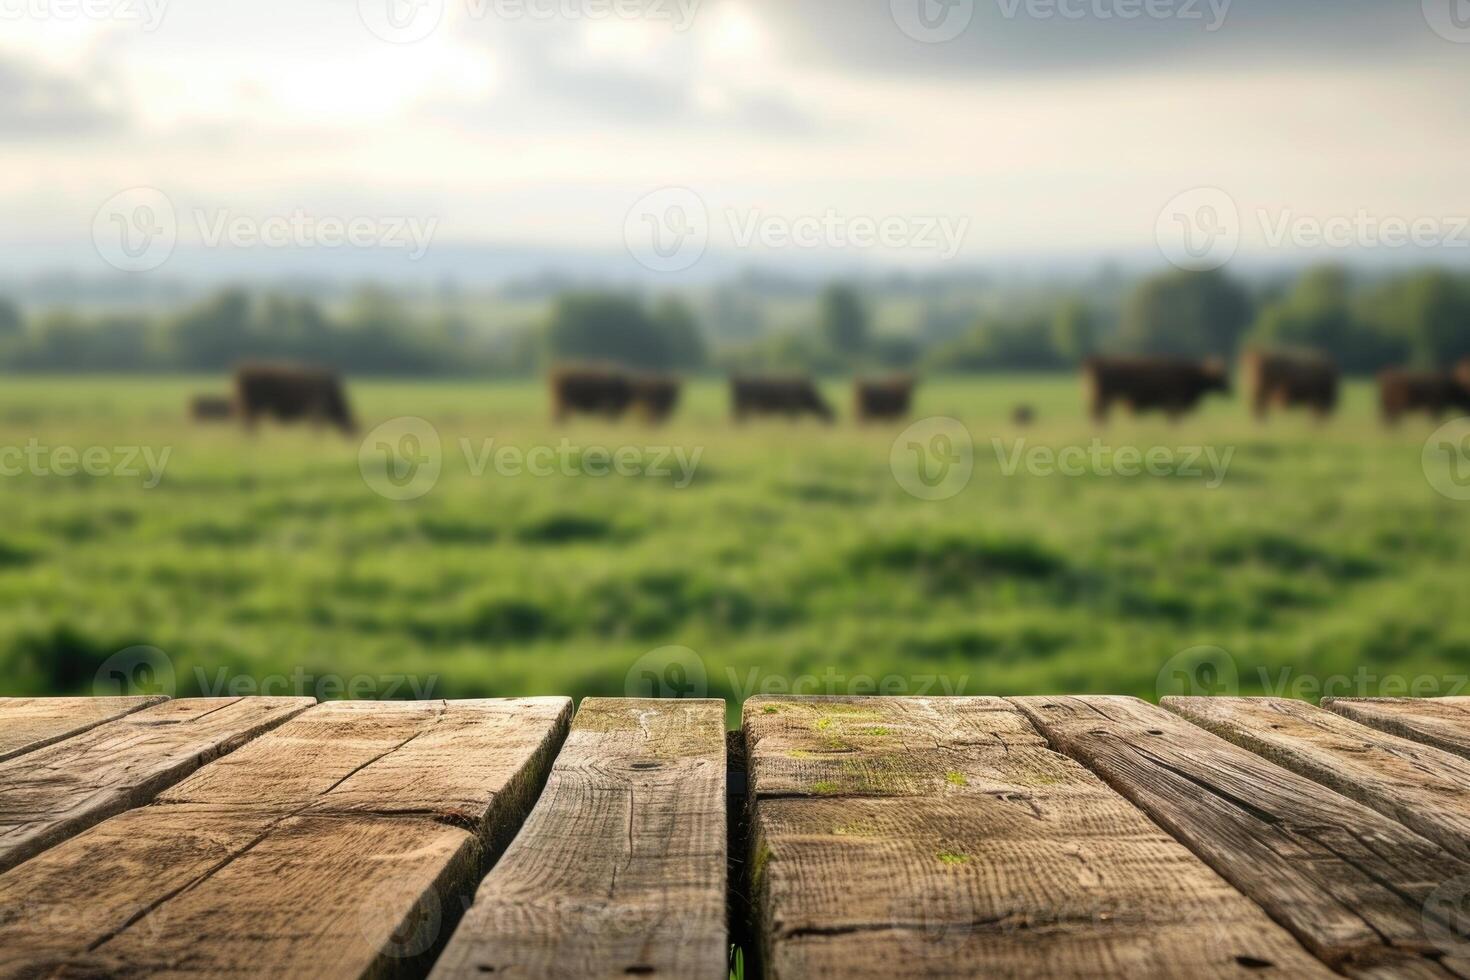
166, 289, 256, 370
871, 334, 921, 370
1050, 301, 1098, 363
1360, 269, 1470, 368
256, 294, 334, 363
818, 284, 870, 361
0, 297, 22, 340
338, 287, 443, 375
546, 292, 671, 371
650, 295, 708, 371
1250, 265, 1406, 373
925, 313, 1067, 373
1119, 269, 1254, 358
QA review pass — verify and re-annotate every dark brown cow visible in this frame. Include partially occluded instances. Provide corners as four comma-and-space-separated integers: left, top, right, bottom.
550, 366, 683, 423
1012, 404, 1036, 427
550, 366, 635, 422
1378, 365, 1470, 425
1243, 349, 1339, 420
731, 375, 835, 423
233, 363, 356, 434
1083, 356, 1230, 422
854, 376, 916, 423
631, 375, 681, 424
190, 394, 234, 422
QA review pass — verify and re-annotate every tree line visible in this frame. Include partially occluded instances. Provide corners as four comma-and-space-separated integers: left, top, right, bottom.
0, 265, 1466, 376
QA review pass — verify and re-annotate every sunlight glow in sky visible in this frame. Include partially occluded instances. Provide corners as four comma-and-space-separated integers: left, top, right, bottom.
1, 0, 1467, 271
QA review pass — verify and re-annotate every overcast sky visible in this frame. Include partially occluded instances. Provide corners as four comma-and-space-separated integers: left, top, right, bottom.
2, 0, 1468, 276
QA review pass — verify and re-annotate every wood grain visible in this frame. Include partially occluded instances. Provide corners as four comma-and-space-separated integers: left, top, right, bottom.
0, 696, 167, 763
1167, 696, 1470, 862
0, 698, 572, 980
0, 696, 312, 874
1325, 697, 1470, 760
745, 695, 1331, 979
430, 698, 728, 980
1016, 695, 1470, 979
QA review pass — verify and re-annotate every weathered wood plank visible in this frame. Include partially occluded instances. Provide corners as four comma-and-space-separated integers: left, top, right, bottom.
0, 696, 312, 874
1016, 695, 1470, 979
430, 698, 728, 980
1167, 696, 1470, 863
1325, 697, 1470, 760
745, 696, 1331, 979
0, 698, 572, 980
0, 696, 167, 763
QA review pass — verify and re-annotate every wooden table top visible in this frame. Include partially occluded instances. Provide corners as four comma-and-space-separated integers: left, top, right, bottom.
3, 694, 1470, 978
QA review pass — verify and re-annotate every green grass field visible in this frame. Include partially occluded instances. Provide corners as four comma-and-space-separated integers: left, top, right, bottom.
2, 375, 1467, 725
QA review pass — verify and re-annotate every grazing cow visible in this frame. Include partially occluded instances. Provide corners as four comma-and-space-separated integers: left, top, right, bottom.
190, 394, 234, 422
233, 363, 356, 434
854, 376, 916, 423
1083, 356, 1230, 422
550, 366, 635, 422
731, 375, 835, 423
631, 375, 681, 424
1243, 349, 1340, 420
1012, 404, 1036, 427
1378, 366, 1470, 425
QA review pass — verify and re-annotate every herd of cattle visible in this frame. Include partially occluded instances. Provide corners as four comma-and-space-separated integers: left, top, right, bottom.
192, 354, 1470, 433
